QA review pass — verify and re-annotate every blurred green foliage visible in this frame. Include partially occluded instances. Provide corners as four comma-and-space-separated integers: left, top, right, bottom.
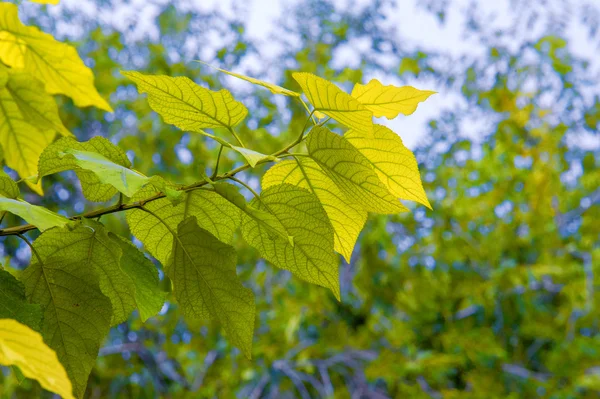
1, 0, 599, 398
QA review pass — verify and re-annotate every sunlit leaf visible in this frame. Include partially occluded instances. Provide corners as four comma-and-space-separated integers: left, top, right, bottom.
307, 126, 407, 214
169, 217, 255, 358
39, 137, 131, 202
122, 70, 248, 129
351, 79, 435, 119
0, 319, 74, 399
262, 158, 366, 262
0, 197, 68, 231
293, 72, 373, 133
241, 183, 340, 299
346, 125, 431, 208
0, 3, 112, 111
197, 61, 299, 96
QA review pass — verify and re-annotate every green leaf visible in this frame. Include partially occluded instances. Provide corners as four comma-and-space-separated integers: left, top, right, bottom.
307, 126, 407, 214
292, 72, 373, 133
262, 158, 367, 262
0, 269, 42, 331
351, 79, 435, 119
38, 136, 131, 202
169, 217, 255, 358
0, 3, 111, 111
109, 233, 166, 322
0, 67, 56, 194
231, 145, 277, 167
127, 183, 241, 265
241, 184, 340, 299
212, 182, 293, 246
122, 71, 248, 130
0, 170, 19, 198
59, 148, 149, 198
346, 125, 431, 208
0, 319, 75, 399
21, 224, 113, 399
0, 197, 69, 231
197, 61, 300, 96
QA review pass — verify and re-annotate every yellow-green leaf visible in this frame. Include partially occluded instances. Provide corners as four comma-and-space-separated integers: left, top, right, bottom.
0, 68, 56, 193
122, 71, 248, 130
262, 158, 366, 262
127, 183, 241, 265
0, 197, 69, 231
0, 3, 112, 111
346, 125, 431, 208
307, 126, 407, 214
59, 149, 149, 197
351, 79, 435, 119
39, 137, 132, 202
231, 145, 277, 167
197, 61, 299, 96
0, 319, 74, 399
169, 217, 255, 358
292, 72, 373, 133
241, 184, 340, 299
0, 269, 42, 331
0, 170, 18, 198
30, 0, 60, 4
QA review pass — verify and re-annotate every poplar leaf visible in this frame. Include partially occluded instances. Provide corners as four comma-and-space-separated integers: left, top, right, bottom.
59, 149, 149, 197
0, 197, 68, 231
127, 183, 241, 265
39, 137, 131, 202
21, 224, 113, 398
197, 61, 300, 96
262, 158, 367, 262
351, 79, 435, 119
0, 269, 42, 331
0, 319, 74, 399
292, 72, 373, 133
306, 126, 407, 214
0, 3, 112, 111
169, 217, 255, 358
346, 125, 431, 208
122, 71, 248, 130
241, 184, 340, 299
109, 234, 166, 322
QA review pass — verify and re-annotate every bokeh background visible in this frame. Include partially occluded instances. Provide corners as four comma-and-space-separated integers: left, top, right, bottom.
1, 0, 600, 397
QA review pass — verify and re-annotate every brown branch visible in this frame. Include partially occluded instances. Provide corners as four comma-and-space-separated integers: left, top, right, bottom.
0, 120, 311, 237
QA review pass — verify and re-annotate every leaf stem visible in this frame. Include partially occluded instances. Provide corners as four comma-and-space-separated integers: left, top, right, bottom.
227, 126, 245, 148
17, 233, 43, 265
212, 144, 224, 180
226, 176, 261, 201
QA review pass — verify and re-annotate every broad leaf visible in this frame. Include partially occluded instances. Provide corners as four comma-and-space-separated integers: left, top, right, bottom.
212, 182, 292, 245
0, 269, 42, 331
169, 217, 255, 358
307, 126, 407, 214
292, 72, 373, 133
241, 184, 340, 299
0, 197, 69, 231
122, 71, 248, 130
59, 148, 149, 197
346, 125, 431, 208
351, 79, 435, 119
22, 224, 113, 398
262, 158, 367, 262
127, 183, 241, 265
0, 319, 74, 399
39, 137, 131, 202
0, 3, 111, 111
110, 234, 166, 322
0, 170, 18, 198
197, 61, 300, 96
0, 67, 56, 193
